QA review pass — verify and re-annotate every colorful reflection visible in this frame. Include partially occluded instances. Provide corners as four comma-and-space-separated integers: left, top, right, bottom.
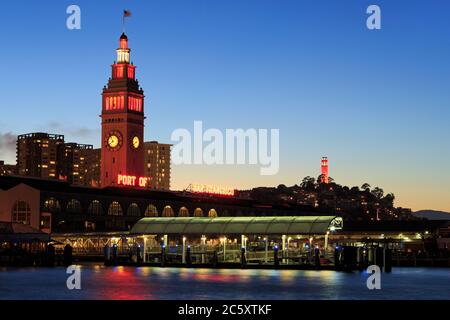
1, 265, 448, 300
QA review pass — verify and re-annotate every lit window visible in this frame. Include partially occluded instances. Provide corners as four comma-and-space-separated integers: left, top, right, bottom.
12, 201, 31, 225
108, 201, 123, 216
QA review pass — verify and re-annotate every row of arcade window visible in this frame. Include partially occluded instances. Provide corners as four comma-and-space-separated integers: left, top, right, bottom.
43, 198, 219, 218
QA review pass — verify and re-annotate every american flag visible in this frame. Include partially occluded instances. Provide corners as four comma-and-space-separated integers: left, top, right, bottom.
123, 10, 132, 18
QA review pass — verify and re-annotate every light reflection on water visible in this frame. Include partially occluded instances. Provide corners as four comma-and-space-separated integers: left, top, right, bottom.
0, 264, 449, 300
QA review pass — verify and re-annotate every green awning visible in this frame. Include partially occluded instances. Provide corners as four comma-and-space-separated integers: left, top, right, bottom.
130, 216, 343, 236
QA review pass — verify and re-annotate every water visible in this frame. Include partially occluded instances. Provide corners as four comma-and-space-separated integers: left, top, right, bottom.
0, 264, 449, 300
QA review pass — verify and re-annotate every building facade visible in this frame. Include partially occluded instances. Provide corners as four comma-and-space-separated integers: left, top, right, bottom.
0, 161, 16, 176
144, 141, 171, 190
60, 143, 94, 185
80, 148, 101, 187
0, 175, 322, 234
17, 133, 65, 179
15, 133, 99, 187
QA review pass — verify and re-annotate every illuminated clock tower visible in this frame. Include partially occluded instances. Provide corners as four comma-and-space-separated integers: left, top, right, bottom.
101, 33, 145, 188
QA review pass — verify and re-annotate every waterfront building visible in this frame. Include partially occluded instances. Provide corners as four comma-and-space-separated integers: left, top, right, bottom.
0, 175, 319, 233
130, 216, 343, 264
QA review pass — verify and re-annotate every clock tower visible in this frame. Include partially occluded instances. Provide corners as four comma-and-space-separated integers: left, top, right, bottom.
101, 33, 145, 188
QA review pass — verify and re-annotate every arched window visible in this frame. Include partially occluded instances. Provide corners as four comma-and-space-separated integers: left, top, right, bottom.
208, 209, 218, 218
66, 199, 82, 214
162, 205, 174, 217
87, 200, 103, 216
193, 208, 204, 217
12, 201, 31, 225
178, 207, 189, 217
43, 198, 61, 213
108, 201, 123, 216
127, 203, 141, 217
144, 204, 158, 217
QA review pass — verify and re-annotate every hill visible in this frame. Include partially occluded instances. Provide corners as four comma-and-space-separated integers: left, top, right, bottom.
413, 210, 450, 220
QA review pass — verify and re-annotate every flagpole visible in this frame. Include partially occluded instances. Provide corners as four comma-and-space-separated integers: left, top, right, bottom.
122, 10, 131, 34
122, 13, 125, 33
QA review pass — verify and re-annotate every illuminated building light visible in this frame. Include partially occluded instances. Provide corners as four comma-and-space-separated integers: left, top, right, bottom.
189, 183, 235, 197
127, 66, 135, 79
321, 157, 329, 184
117, 174, 149, 188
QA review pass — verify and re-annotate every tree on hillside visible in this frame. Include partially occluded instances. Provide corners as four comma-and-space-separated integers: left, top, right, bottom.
350, 186, 360, 194
300, 176, 316, 190
383, 193, 395, 207
371, 187, 384, 200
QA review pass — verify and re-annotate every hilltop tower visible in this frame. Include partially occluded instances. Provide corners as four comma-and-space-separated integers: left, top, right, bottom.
321, 157, 329, 184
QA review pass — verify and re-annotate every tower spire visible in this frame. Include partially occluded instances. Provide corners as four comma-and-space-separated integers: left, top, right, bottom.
117, 32, 130, 64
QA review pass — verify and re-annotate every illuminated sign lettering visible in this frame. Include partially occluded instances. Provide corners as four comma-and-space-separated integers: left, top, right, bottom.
190, 184, 235, 197
117, 174, 149, 188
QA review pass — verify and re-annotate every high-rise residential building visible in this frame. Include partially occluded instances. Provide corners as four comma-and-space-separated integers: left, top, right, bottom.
60, 143, 95, 185
17, 133, 65, 179
80, 148, 101, 187
144, 141, 172, 190
15, 133, 101, 186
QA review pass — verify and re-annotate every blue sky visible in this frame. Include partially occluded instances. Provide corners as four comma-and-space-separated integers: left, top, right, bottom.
0, 0, 449, 211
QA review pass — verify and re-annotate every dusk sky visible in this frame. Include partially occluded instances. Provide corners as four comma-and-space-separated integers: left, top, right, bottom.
0, 0, 449, 212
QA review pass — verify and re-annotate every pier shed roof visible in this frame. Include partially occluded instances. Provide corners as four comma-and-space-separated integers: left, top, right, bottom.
131, 216, 343, 236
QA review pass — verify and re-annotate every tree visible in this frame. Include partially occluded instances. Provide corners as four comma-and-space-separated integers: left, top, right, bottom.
361, 183, 371, 191
301, 176, 315, 189
383, 193, 395, 207
371, 187, 384, 200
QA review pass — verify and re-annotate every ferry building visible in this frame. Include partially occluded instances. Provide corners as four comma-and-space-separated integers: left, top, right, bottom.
1, 32, 448, 268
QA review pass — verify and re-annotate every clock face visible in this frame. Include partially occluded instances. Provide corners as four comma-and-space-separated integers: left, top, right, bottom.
105, 131, 122, 151
108, 135, 119, 148
132, 136, 140, 149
